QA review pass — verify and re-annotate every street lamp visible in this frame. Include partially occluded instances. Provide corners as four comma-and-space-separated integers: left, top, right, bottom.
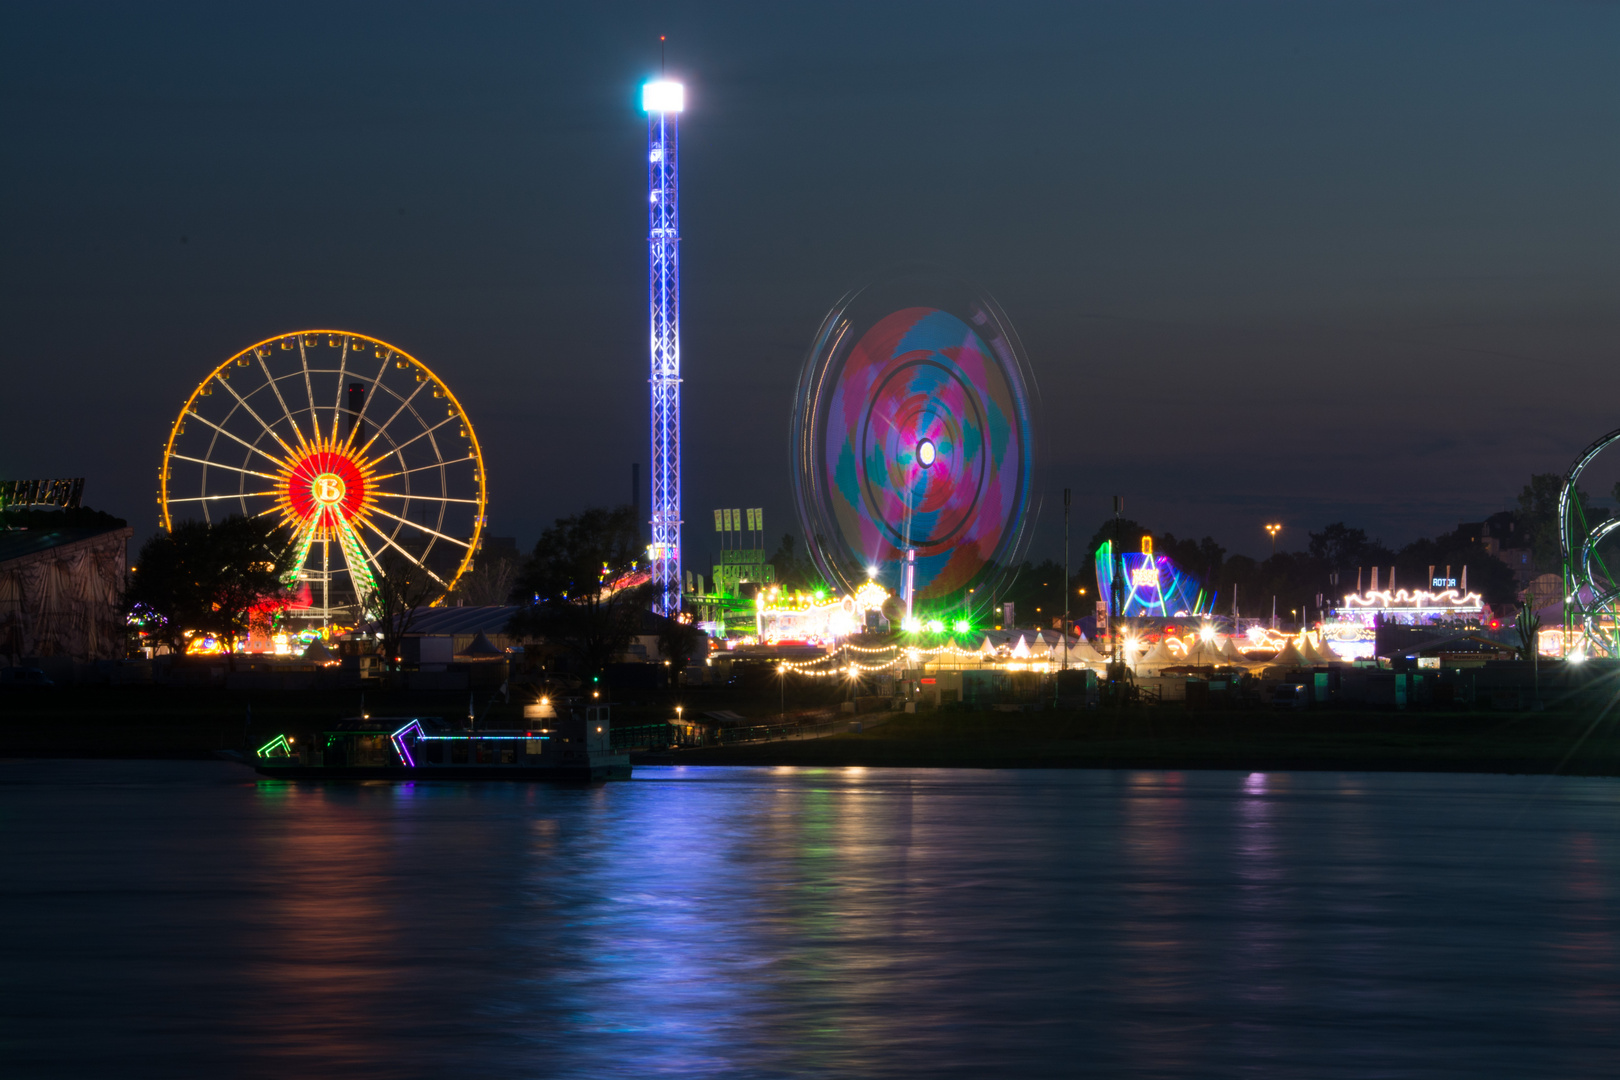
1265, 523, 1282, 556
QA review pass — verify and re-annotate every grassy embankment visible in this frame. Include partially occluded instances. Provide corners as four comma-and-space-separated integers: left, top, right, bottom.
8, 685, 1620, 776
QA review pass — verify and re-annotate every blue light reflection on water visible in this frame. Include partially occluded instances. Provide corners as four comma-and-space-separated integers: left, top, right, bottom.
3, 762, 1620, 1077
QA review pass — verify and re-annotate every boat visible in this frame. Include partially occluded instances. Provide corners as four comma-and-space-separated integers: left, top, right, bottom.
252, 698, 630, 781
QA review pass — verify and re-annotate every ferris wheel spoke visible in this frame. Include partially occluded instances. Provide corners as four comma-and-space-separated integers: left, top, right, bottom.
255, 350, 309, 450
370, 492, 482, 505
167, 453, 280, 482
353, 379, 430, 460
167, 491, 279, 503
369, 455, 476, 482
296, 338, 324, 446
341, 349, 394, 453
330, 506, 379, 609
209, 374, 300, 458
359, 518, 451, 588
366, 505, 471, 548
182, 410, 290, 471
330, 338, 353, 440
283, 513, 323, 586
365, 414, 458, 467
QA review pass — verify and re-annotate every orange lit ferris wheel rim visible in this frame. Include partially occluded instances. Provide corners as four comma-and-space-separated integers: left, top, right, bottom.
158, 330, 486, 609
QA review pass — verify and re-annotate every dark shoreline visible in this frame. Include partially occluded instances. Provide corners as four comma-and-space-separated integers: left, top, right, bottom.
662, 709, 1620, 778
6, 686, 1620, 778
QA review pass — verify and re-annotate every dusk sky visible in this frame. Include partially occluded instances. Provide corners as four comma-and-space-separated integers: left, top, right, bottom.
4, 1, 1618, 563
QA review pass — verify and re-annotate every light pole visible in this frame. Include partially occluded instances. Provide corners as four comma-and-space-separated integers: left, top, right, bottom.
1062, 487, 1071, 673
1111, 495, 1125, 710
1265, 523, 1281, 557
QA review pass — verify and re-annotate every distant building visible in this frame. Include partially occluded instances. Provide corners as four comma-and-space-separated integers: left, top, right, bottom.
404, 605, 523, 655
709, 507, 774, 597
1474, 511, 1536, 592
394, 604, 684, 673
0, 521, 132, 667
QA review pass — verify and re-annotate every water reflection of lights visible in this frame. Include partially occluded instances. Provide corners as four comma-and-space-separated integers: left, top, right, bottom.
25, 765, 1620, 1072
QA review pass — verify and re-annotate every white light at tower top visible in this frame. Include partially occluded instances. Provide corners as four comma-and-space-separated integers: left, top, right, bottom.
642, 80, 685, 113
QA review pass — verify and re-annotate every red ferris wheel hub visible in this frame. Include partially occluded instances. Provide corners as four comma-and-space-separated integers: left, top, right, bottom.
283, 448, 367, 524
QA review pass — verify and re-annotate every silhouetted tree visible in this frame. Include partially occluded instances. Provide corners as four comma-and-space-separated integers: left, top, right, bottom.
126, 516, 295, 664
1307, 522, 1393, 574
367, 549, 440, 670
508, 506, 655, 681
656, 608, 709, 680
1084, 517, 1152, 567
1394, 526, 1517, 606
768, 532, 826, 593
449, 554, 519, 606
1518, 472, 1589, 573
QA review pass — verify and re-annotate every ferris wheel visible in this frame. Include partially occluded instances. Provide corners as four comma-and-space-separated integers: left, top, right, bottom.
159, 331, 486, 625
791, 271, 1039, 618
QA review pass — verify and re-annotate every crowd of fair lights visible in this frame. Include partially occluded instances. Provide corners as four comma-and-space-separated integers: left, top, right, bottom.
767, 625, 1349, 678
182, 624, 339, 658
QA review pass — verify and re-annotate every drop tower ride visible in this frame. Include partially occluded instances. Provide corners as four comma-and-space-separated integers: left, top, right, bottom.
643, 78, 684, 616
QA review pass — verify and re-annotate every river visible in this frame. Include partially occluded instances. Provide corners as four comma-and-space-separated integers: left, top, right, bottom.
2, 762, 1619, 1078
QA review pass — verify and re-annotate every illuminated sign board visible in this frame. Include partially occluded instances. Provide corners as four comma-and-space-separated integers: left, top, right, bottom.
0, 478, 84, 509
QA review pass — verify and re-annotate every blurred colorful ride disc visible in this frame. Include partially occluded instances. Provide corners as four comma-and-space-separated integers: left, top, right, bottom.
791, 271, 1039, 613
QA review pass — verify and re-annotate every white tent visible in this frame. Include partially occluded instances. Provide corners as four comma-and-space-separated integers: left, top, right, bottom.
1313, 637, 1349, 664
1137, 638, 1181, 674
1052, 635, 1096, 664
1221, 636, 1250, 664
1299, 634, 1337, 666
1069, 640, 1109, 665
1010, 634, 1031, 659
1184, 637, 1225, 666
979, 636, 998, 658
1269, 639, 1308, 668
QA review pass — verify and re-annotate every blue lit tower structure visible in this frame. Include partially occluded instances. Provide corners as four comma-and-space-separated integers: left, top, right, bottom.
643, 78, 684, 616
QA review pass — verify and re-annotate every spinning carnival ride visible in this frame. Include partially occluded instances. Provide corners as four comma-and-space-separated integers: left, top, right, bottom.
791, 274, 1039, 622
159, 332, 486, 626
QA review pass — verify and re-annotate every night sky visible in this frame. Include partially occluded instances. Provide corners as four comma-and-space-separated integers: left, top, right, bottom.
4, 2, 1617, 565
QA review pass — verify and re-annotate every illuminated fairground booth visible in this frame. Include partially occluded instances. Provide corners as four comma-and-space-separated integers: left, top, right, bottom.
1321, 583, 1488, 661
1094, 536, 1214, 621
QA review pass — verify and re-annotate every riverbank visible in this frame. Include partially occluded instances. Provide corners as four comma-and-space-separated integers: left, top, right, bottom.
673, 708, 1620, 776
5, 685, 1620, 776
0, 685, 531, 758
